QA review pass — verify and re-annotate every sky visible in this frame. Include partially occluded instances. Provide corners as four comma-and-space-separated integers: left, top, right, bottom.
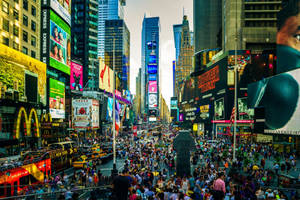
124, 0, 193, 108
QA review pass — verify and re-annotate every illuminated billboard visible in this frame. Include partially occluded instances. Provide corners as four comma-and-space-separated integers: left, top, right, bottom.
149, 55, 157, 64
0, 44, 47, 105
248, 68, 300, 135
70, 62, 83, 91
214, 98, 224, 120
148, 64, 158, 74
238, 97, 254, 120
49, 10, 71, 74
149, 94, 158, 108
72, 99, 99, 128
49, 78, 65, 119
42, 0, 71, 25
171, 99, 178, 109
99, 58, 114, 93
148, 81, 157, 93
149, 74, 157, 81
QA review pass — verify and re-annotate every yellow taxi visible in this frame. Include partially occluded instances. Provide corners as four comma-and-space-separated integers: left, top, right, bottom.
91, 144, 101, 152
73, 155, 90, 168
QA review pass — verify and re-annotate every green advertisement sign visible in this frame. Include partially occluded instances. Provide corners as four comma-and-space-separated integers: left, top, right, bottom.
49, 78, 65, 119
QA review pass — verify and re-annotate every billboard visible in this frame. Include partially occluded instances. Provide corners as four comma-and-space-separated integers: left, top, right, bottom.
70, 62, 83, 91
99, 58, 114, 93
72, 99, 99, 128
149, 94, 158, 108
214, 98, 225, 120
106, 97, 113, 121
248, 68, 300, 135
42, 0, 71, 25
49, 10, 71, 75
149, 55, 157, 64
171, 99, 178, 109
148, 64, 158, 74
49, 78, 65, 119
238, 97, 254, 120
149, 74, 157, 81
0, 44, 47, 105
148, 81, 157, 93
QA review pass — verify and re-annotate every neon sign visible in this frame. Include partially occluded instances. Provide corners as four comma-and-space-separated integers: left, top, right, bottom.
197, 65, 220, 93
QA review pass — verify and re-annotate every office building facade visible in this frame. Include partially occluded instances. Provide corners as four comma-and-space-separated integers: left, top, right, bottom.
173, 24, 182, 62
98, 0, 126, 59
141, 16, 160, 118
104, 19, 130, 90
0, 0, 40, 60
71, 0, 99, 90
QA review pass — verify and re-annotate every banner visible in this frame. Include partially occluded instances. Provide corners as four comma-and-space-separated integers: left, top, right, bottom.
99, 58, 113, 93
70, 62, 83, 91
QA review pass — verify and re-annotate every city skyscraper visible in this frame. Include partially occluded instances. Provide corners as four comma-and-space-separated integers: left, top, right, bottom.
173, 24, 182, 62
223, 0, 282, 51
193, 0, 222, 53
175, 15, 194, 98
1, 0, 41, 60
141, 16, 160, 118
104, 19, 130, 90
71, 0, 99, 90
98, 0, 126, 59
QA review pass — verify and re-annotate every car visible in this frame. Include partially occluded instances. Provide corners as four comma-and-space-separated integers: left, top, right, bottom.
73, 155, 92, 169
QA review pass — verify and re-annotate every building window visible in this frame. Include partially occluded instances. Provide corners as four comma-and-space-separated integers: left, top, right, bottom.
23, 15, 28, 26
31, 20, 36, 32
22, 46, 28, 55
23, 31, 28, 42
13, 25, 19, 36
23, 0, 28, 10
2, 36, 9, 46
31, 35, 36, 46
13, 9, 19, 20
31, 50, 36, 58
2, 1, 9, 14
2, 18, 9, 32
13, 41, 19, 50
31, 5, 36, 16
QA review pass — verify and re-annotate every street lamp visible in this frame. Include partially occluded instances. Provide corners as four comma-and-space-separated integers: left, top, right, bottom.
233, 0, 238, 161
112, 34, 118, 177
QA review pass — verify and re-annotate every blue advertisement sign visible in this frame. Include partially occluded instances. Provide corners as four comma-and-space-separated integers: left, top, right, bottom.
149, 74, 157, 81
149, 55, 157, 64
148, 64, 157, 74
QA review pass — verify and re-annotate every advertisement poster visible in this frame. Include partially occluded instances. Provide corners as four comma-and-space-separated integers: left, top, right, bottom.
149, 74, 157, 81
0, 44, 47, 105
248, 68, 300, 135
42, 0, 71, 25
148, 64, 158, 74
149, 94, 158, 108
92, 100, 99, 128
99, 58, 113, 93
238, 97, 254, 120
171, 99, 178, 109
149, 55, 157, 64
49, 10, 71, 75
72, 99, 91, 128
214, 98, 224, 120
49, 78, 65, 119
106, 97, 113, 121
70, 62, 83, 91
148, 81, 157, 93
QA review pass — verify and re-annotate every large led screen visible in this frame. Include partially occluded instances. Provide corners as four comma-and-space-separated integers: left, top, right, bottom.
0, 44, 47, 105
42, 0, 71, 25
70, 62, 83, 91
148, 64, 158, 74
214, 98, 225, 120
99, 59, 114, 93
248, 68, 300, 135
149, 55, 157, 64
49, 10, 71, 75
148, 81, 157, 93
149, 74, 157, 81
149, 94, 158, 108
49, 78, 65, 119
238, 97, 254, 120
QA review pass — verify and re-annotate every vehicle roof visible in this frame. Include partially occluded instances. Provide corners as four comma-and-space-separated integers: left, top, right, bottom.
49, 141, 75, 145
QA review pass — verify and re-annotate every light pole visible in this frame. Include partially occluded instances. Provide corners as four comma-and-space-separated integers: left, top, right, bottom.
112, 35, 118, 176
233, 0, 238, 161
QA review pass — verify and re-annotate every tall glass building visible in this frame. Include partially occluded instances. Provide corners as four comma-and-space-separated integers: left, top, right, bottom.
141, 16, 160, 117
98, 0, 126, 59
173, 24, 182, 62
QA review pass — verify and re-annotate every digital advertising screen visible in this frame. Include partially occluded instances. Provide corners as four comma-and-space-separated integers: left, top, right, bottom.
148, 94, 158, 108
238, 97, 254, 120
49, 78, 65, 119
148, 81, 157, 93
106, 97, 113, 122
149, 55, 157, 64
49, 10, 71, 75
171, 99, 178, 109
0, 44, 47, 105
42, 0, 71, 25
72, 99, 92, 128
214, 97, 225, 120
99, 58, 114, 93
248, 68, 300, 135
148, 64, 158, 74
92, 100, 99, 128
70, 62, 83, 91
149, 74, 157, 81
